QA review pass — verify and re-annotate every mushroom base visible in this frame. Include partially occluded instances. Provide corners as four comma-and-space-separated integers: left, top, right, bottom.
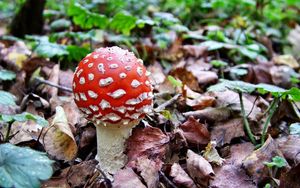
95, 123, 136, 180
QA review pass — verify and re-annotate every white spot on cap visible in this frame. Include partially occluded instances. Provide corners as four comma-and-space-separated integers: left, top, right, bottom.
74, 93, 79, 101
107, 57, 113, 61
86, 53, 92, 57
99, 77, 114, 87
138, 92, 148, 101
108, 89, 126, 99
79, 93, 87, 101
109, 64, 118, 69
131, 79, 141, 88
88, 73, 94, 81
137, 67, 143, 76
130, 113, 142, 120
127, 107, 135, 111
122, 119, 130, 125
76, 69, 83, 77
90, 105, 99, 112
145, 71, 151, 76
98, 63, 105, 74
94, 113, 102, 118
102, 113, 121, 122
79, 77, 85, 85
148, 92, 154, 99
88, 63, 94, 68
88, 90, 98, 99
83, 59, 89, 64
125, 66, 131, 71
126, 98, 141, 105
93, 54, 100, 59
137, 59, 143, 65
113, 106, 126, 114
119, 72, 127, 79
99, 99, 111, 110
80, 108, 92, 114
145, 80, 151, 86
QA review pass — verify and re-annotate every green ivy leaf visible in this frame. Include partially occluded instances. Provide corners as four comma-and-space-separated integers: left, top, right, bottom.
210, 60, 228, 68
0, 91, 16, 106
68, 3, 108, 29
290, 123, 300, 135
208, 79, 256, 93
0, 143, 53, 188
0, 70, 16, 81
0, 112, 48, 127
110, 12, 137, 35
66, 45, 90, 62
264, 156, 287, 168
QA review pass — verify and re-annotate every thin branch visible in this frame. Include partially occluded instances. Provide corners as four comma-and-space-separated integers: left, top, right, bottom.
35, 77, 73, 93
154, 94, 181, 112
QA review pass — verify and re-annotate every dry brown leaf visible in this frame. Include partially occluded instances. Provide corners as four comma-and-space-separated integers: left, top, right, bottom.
42, 64, 60, 98
126, 126, 170, 164
183, 107, 231, 123
203, 141, 225, 165
179, 116, 210, 146
280, 163, 300, 188
58, 69, 74, 96
9, 120, 43, 144
182, 45, 207, 58
170, 163, 197, 188
242, 136, 287, 184
113, 168, 146, 188
134, 156, 161, 188
169, 67, 201, 91
43, 106, 78, 161
186, 149, 215, 187
186, 95, 215, 110
211, 118, 245, 147
276, 135, 300, 164
228, 142, 255, 165
273, 54, 299, 69
147, 61, 166, 86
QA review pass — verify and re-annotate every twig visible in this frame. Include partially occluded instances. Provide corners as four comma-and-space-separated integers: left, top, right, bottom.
261, 97, 279, 145
154, 94, 181, 112
4, 122, 13, 142
239, 92, 257, 145
159, 171, 178, 188
35, 77, 73, 93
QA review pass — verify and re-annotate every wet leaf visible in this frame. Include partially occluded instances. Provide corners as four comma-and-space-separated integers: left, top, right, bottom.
0, 143, 53, 188
186, 149, 215, 186
43, 106, 78, 161
179, 116, 210, 146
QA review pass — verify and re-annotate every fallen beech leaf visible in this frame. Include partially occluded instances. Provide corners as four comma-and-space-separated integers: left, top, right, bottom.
280, 163, 300, 188
9, 120, 43, 144
170, 163, 197, 188
210, 142, 256, 188
273, 54, 299, 69
183, 107, 231, 123
203, 141, 225, 165
186, 95, 215, 110
134, 156, 161, 188
182, 45, 207, 58
147, 61, 166, 86
43, 106, 78, 161
126, 126, 170, 164
179, 116, 210, 146
276, 135, 300, 164
211, 118, 245, 147
58, 69, 74, 96
186, 149, 215, 186
170, 67, 201, 91
242, 136, 286, 184
113, 168, 146, 188
42, 64, 60, 98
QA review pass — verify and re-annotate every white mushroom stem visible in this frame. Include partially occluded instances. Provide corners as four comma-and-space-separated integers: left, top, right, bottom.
95, 122, 137, 180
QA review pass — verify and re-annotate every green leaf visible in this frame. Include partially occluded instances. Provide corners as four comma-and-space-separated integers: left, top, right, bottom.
68, 2, 108, 29
0, 70, 16, 81
35, 41, 68, 58
66, 45, 90, 62
160, 110, 172, 120
264, 156, 287, 168
50, 18, 71, 31
110, 12, 137, 35
210, 60, 228, 68
0, 143, 53, 188
0, 112, 48, 126
208, 79, 256, 93
0, 91, 16, 105
167, 75, 182, 87
290, 123, 300, 135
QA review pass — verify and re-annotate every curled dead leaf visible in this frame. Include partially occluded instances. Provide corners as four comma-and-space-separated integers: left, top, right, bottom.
186, 149, 215, 187
170, 163, 197, 188
43, 106, 78, 161
179, 116, 210, 146
203, 141, 225, 165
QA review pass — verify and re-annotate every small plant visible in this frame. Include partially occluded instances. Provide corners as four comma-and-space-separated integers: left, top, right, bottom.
264, 156, 287, 187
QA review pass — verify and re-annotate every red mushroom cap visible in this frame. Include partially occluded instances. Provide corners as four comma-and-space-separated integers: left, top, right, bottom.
72, 46, 153, 127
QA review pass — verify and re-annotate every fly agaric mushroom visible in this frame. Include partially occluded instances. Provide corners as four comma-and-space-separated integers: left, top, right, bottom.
72, 46, 153, 178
